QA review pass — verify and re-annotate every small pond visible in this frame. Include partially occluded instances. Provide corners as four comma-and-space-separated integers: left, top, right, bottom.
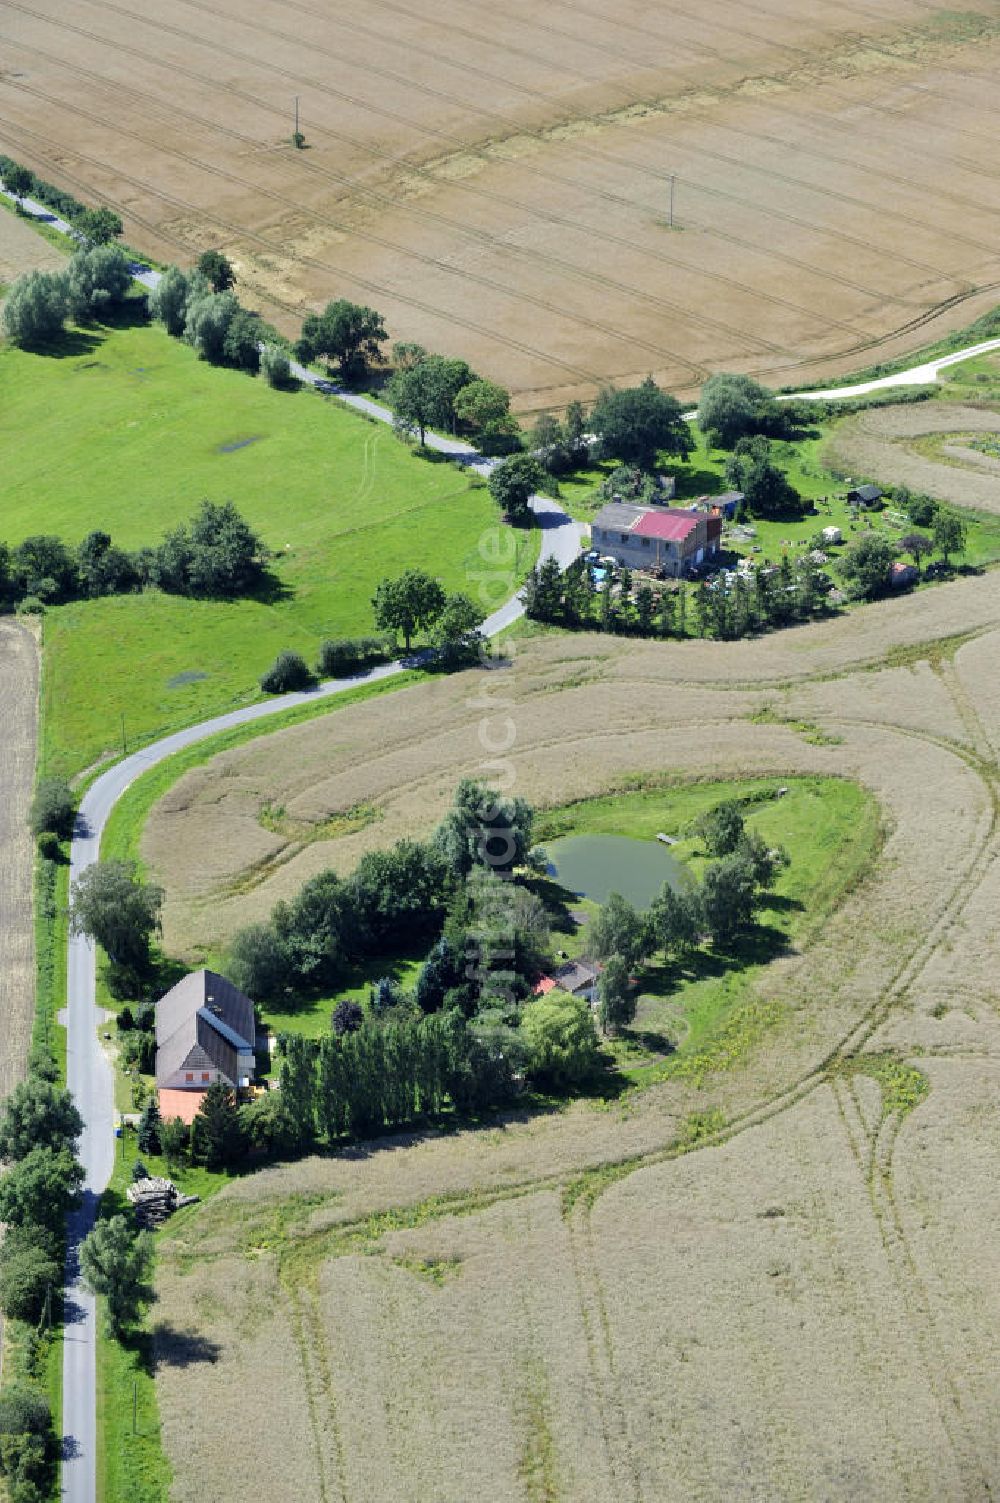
545, 834, 686, 909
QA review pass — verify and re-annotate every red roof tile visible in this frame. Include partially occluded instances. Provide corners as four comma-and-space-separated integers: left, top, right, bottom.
158, 1087, 207, 1125
633, 510, 700, 542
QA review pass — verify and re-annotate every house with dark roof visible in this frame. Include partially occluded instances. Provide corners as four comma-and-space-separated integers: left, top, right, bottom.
533, 959, 600, 1004
590, 503, 721, 576
156, 969, 256, 1124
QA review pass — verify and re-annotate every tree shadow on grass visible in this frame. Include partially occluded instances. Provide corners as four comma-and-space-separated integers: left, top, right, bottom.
522, 874, 581, 939
239, 565, 295, 607
22, 327, 104, 360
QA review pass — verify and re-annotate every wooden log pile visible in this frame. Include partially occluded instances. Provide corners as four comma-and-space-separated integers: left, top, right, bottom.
126, 1176, 200, 1229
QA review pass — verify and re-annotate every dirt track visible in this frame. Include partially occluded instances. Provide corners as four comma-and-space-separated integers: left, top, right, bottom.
0, 621, 38, 1098
3, 2, 1000, 406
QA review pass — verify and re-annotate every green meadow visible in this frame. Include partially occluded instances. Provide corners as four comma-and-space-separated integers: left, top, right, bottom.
0, 315, 536, 777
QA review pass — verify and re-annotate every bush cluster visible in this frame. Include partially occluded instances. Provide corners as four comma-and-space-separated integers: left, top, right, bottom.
316, 634, 395, 677
2, 245, 135, 347
0, 500, 268, 614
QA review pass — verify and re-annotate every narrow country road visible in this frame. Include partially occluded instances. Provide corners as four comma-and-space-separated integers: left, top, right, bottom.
4, 178, 1000, 1500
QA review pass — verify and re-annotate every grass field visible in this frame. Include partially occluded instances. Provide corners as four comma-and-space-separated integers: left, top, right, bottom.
4, 4, 1000, 409
0, 316, 536, 777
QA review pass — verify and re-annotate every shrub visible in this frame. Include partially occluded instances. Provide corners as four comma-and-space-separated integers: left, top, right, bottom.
14, 597, 44, 617
159, 1116, 189, 1165
316, 634, 395, 677
907, 493, 938, 528
35, 833, 60, 862
260, 342, 291, 387
260, 650, 315, 694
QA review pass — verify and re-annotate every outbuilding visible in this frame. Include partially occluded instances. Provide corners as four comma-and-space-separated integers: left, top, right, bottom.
847, 484, 884, 508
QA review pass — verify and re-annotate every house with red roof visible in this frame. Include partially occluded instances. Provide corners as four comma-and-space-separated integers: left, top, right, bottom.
590, 502, 721, 577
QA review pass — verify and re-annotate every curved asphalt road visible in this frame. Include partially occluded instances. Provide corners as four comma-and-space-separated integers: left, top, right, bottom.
5, 178, 1000, 1498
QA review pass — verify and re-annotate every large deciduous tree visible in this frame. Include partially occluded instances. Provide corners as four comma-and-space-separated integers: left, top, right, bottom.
196, 249, 235, 293
372, 568, 446, 651
839, 532, 896, 600
4, 163, 32, 206
453, 378, 519, 450
698, 372, 784, 449
295, 299, 387, 382
597, 953, 634, 1035
430, 591, 486, 667
724, 436, 801, 519
487, 453, 544, 524
589, 892, 655, 970
72, 207, 124, 246
590, 377, 690, 470
522, 990, 601, 1089
434, 778, 534, 878
932, 510, 966, 566
65, 245, 133, 322
0, 1146, 84, 1237
70, 859, 163, 973
1, 270, 67, 346
0, 1079, 82, 1162
387, 353, 467, 445
79, 1214, 154, 1338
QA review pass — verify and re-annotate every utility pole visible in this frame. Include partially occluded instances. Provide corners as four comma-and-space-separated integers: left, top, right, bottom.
133, 1381, 138, 1435
120, 711, 126, 756
294, 95, 299, 138
668, 174, 676, 229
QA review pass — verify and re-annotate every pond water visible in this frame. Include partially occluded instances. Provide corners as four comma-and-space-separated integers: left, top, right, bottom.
545, 834, 686, 909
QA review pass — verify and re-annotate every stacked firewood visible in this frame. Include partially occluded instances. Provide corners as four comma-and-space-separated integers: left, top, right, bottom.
126, 1176, 200, 1229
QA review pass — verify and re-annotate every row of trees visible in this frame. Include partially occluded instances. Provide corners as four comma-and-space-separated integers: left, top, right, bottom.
149, 260, 289, 383
1, 500, 268, 615
590, 800, 787, 1034
2, 155, 125, 247
0, 1074, 151, 1498
525, 548, 827, 641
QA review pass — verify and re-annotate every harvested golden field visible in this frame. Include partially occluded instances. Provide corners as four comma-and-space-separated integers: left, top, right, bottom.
826, 401, 1000, 515
0, 201, 64, 285
0, 622, 37, 1099
152, 572, 1000, 1499
3, 3, 1000, 406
